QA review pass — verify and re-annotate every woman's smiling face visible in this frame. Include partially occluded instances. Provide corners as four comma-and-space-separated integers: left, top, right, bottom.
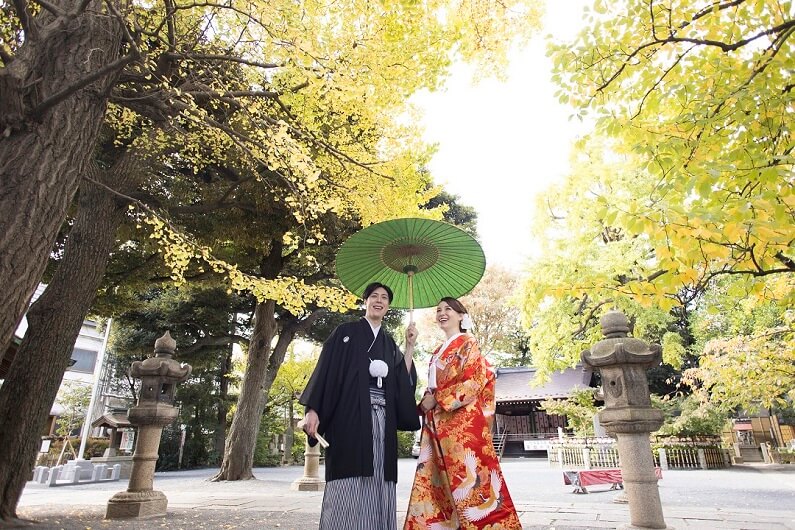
436, 300, 463, 334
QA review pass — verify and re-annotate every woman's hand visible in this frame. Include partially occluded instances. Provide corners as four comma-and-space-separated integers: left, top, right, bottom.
419, 392, 437, 413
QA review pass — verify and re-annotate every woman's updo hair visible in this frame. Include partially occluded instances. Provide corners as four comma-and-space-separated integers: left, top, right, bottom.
440, 297, 469, 333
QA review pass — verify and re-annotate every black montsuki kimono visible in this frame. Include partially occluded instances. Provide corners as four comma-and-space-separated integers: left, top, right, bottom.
300, 318, 420, 483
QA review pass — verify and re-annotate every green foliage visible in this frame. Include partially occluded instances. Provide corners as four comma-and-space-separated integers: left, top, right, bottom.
291, 430, 308, 464
39, 438, 109, 467
254, 404, 286, 467
157, 423, 213, 471
683, 279, 795, 410
423, 190, 479, 239
302, 309, 406, 346
397, 430, 416, 458
111, 285, 243, 470
157, 425, 184, 471
540, 388, 598, 437
653, 393, 729, 438
547, 1, 794, 310
54, 381, 91, 438
524, 0, 794, 400
67, 0, 545, 316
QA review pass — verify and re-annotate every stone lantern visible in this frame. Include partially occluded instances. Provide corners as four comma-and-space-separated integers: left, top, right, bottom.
291, 438, 325, 491
581, 311, 670, 530
106, 331, 191, 519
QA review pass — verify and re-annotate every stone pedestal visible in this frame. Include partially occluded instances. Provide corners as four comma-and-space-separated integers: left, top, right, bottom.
291, 439, 325, 491
106, 420, 172, 518
106, 332, 191, 520
106, 490, 168, 518
582, 311, 671, 530
615, 433, 666, 528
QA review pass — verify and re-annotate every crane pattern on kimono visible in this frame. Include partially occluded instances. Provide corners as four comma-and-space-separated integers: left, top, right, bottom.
463, 470, 503, 522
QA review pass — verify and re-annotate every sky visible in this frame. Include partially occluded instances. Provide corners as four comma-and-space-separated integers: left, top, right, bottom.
412, 0, 591, 272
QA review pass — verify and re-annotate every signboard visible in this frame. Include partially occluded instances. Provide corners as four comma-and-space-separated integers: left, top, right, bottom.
523, 440, 550, 451
39, 439, 51, 453
120, 429, 135, 452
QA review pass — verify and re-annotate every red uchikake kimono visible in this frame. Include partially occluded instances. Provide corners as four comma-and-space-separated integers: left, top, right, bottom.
404, 334, 521, 530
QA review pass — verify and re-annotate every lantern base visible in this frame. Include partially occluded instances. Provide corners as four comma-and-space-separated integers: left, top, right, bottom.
291, 477, 325, 491
106, 490, 168, 519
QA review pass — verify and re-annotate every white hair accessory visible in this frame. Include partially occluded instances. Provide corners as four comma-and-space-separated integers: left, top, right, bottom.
369, 359, 389, 388
461, 313, 474, 331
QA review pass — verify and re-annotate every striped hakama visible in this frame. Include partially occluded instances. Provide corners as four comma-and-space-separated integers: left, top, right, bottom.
319, 388, 397, 530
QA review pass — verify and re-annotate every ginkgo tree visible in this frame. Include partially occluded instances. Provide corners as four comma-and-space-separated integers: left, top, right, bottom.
522, 0, 793, 401
683, 275, 795, 411
1, 0, 545, 521
545, 0, 794, 303
0, 0, 544, 359
521, 135, 692, 379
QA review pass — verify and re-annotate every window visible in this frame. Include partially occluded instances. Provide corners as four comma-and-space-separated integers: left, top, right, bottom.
68, 348, 97, 373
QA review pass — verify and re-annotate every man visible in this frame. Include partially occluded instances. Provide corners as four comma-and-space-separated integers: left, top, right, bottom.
300, 282, 419, 530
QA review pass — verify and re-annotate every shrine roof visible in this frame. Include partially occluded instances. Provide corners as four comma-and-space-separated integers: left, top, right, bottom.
91, 412, 132, 429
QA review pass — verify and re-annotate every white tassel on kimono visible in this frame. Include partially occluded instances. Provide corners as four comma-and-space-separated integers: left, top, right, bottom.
369, 359, 389, 388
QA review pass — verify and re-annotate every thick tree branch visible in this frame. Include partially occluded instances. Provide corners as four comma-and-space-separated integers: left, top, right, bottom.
104, 0, 142, 57
32, 0, 64, 17
662, 20, 795, 53
688, 1, 747, 26
571, 299, 613, 339
184, 88, 281, 99
30, 54, 137, 120
597, 13, 795, 94
169, 199, 260, 215
11, 0, 31, 34
0, 44, 14, 65
105, 252, 161, 285
164, 0, 177, 49
164, 52, 282, 70
774, 251, 795, 270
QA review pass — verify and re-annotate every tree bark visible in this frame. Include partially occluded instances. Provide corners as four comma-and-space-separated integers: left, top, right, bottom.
212, 306, 321, 481
0, 157, 136, 522
212, 300, 279, 481
0, 3, 122, 360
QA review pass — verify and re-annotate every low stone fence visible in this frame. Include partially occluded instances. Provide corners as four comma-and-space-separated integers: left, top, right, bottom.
548, 436, 732, 470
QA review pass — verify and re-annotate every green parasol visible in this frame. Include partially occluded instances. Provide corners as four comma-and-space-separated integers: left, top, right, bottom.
336, 218, 486, 314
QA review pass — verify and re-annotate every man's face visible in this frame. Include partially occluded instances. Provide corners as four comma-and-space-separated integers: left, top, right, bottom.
364, 287, 390, 321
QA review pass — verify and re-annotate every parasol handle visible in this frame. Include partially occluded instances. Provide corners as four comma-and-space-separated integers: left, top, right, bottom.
407, 270, 415, 323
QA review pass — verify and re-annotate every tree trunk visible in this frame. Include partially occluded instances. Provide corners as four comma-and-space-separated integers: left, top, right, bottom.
212, 300, 278, 481
0, 160, 135, 522
212, 307, 321, 481
0, 4, 123, 361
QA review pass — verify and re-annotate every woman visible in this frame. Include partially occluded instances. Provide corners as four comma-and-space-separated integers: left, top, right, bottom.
404, 297, 521, 530
300, 282, 420, 530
